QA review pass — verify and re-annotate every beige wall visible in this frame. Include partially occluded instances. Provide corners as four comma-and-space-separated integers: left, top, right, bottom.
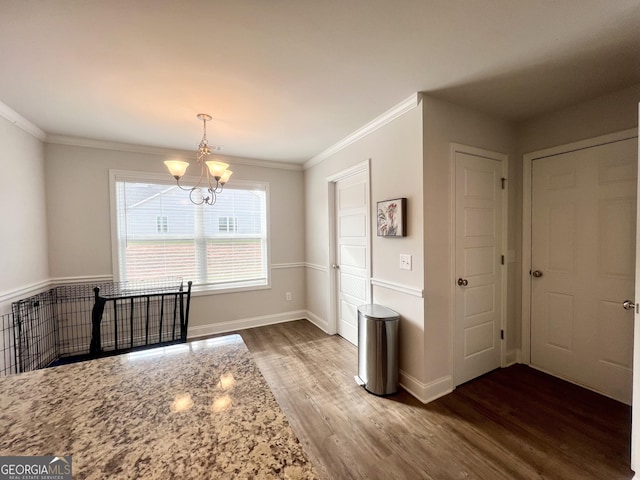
304, 103, 426, 391
517, 83, 640, 154
44, 142, 306, 333
0, 116, 49, 304
421, 95, 517, 388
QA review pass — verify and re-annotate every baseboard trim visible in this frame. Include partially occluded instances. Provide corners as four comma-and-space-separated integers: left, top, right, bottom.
303, 310, 329, 333
187, 310, 308, 339
504, 349, 518, 367
168, 307, 457, 406
400, 371, 453, 404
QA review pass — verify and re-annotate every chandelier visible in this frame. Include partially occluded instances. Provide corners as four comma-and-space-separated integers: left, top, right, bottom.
164, 113, 232, 206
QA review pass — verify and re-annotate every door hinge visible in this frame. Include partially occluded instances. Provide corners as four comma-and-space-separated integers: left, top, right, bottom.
501, 255, 505, 265
501, 177, 506, 190
500, 330, 504, 340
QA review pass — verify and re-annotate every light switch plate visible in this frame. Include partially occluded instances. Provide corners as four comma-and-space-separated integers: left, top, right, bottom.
399, 254, 412, 271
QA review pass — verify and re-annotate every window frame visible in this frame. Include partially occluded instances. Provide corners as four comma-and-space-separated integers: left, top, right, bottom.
109, 169, 271, 296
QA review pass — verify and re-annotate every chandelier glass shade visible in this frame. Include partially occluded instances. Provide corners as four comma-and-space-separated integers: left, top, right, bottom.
164, 113, 232, 206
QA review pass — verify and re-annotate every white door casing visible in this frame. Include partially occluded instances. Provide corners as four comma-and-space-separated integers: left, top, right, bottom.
452, 145, 507, 387
631, 108, 640, 476
530, 138, 636, 404
327, 162, 371, 346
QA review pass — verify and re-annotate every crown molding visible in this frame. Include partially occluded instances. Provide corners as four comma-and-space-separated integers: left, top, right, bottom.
304, 93, 421, 170
45, 134, 303, 171
46, 134, 191, 157
225, 156, 303, 171
0, 101, 46, 140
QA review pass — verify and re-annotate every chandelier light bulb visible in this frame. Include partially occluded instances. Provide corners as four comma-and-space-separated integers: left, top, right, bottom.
205, 160, 229, 180
220, 170, 233, 185
164, 160, 189, 179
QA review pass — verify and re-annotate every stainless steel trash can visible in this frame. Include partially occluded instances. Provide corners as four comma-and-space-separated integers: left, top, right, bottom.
355, 304, 399, 395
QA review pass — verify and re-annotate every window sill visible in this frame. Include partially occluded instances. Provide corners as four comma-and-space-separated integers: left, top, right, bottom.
189, 282, 271, 297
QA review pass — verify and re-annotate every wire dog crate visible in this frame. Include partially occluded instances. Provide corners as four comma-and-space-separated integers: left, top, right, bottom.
1, 278, 191, 376
0, 312, 19, 377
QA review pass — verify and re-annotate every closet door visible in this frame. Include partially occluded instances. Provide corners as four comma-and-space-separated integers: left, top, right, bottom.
531, 137, 637, 404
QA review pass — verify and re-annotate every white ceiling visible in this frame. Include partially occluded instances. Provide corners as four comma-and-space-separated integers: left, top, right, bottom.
1, 0, 639, 163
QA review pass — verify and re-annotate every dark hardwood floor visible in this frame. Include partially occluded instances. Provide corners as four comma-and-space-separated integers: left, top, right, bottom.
238, 320, 633, 480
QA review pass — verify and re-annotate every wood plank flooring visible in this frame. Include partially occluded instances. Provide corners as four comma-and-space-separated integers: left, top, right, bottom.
238, 320, 634, 480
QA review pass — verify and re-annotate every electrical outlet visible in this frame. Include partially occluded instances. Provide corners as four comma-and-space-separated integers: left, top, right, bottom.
399, 254, 412, 271
285, 292, 292, 301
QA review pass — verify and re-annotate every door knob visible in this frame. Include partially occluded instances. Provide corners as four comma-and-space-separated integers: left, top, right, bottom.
532, 270, 543, 278
623, 300, 636, 311
457, 278, 468, 286
332, 264, 340, 270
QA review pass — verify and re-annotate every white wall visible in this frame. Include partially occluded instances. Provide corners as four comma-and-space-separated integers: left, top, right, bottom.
44, 142, 306, 334
421, 95, 517, 394
0, 116, 49, 307
304, 102, 425, 393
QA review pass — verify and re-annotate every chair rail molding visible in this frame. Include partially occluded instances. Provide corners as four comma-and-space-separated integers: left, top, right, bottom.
370, 277, 423, 298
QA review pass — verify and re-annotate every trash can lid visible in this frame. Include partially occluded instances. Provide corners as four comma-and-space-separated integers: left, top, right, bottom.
357, 304, 399, 320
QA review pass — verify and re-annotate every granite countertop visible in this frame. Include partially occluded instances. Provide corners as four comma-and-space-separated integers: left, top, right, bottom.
0, 335, 318, 479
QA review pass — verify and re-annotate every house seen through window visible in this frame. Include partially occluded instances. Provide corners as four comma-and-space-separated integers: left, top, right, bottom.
112, 173, 269, 292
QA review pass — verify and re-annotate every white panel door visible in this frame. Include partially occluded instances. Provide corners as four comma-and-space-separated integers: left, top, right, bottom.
454, 151, 503, 386
335, 171, 370, 346
531, 138, 637, 404
630, 120, 640, 474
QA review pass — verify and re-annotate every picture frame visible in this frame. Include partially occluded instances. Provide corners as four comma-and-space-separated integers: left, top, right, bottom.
376, 198, 407, 237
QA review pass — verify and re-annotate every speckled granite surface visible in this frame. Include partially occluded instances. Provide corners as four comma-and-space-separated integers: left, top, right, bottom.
0, 335, 318, 479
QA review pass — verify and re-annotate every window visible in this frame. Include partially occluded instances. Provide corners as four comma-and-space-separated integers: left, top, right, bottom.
111, 171, 269, 292
156, 215, 168, 233
218, 216, 238, 233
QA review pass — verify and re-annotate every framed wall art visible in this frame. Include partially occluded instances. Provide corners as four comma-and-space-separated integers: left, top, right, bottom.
376, 198, 406, 237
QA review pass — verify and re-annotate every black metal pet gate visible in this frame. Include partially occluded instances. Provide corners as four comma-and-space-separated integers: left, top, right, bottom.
0, 278, 191, 376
